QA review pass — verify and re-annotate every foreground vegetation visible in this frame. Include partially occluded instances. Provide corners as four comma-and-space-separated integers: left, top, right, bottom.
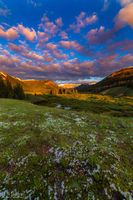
30, 93, 133, 117
0, 96, 133, 199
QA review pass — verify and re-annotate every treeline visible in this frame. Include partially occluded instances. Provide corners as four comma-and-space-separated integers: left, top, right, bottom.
0, 78, 25, 99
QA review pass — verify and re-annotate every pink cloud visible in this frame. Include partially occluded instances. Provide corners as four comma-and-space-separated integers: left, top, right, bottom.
0, 53, 20, 69
109, 40, 133, 52
62, 59, 94, 76
69, 12, 98, 33
37, 31, 49, 48
23, 52, 44, 61
46, 42, 67, 59
94, 53, 133, 76
52, 51, 67, 59
1, 46, 132, 80
59, 40, 82, 51
43, 51, 54, 62
59, 40, 92, 56
86, 26, 105, 43
115, 3, 133, 28
38, 31, 49, 41
39, 15, 63, 37
55, 18, 63, 27
0, 26, 18, 40
46, 43, 57, 51
118, 0, 132, 6
9, 43, 44, 62
60, 31, 68, 39
120, 54, 133, 63
18, 24, 37, 41
86, 26, 115, 44
9, 43, 26, 52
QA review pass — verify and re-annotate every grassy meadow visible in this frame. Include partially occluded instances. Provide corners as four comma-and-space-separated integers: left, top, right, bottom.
0, 95, 133, 199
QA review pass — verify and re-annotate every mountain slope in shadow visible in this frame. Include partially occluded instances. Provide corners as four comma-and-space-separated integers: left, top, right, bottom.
76, 66, 133, 96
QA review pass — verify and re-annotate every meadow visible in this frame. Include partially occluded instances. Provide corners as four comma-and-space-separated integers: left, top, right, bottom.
0, 95, 133, 199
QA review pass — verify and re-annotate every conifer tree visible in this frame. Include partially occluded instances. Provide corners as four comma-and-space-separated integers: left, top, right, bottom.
13, 84, 25, 99
0, 78, 7, 97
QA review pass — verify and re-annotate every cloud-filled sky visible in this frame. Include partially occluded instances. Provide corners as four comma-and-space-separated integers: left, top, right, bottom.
0, 0, 133, 81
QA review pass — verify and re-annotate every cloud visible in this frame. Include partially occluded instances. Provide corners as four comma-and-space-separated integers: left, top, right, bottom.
60, 31, 68, 39
120, 54, 133, 63
46, 42, 68, 59
1, 45, 132, 80
9, 43, 44, 62
37, 31, 49, 48
0, 45, 94, 80
94, 53, 133, 76
109, 40, 133, 53
86, 26, 105, 44
55, 18, 63, 27
86, 26, 116, 45
0, 53, 20, 70
59, 40, 83, 51
118, 0, 132, 6
0, 26, 19, 40
39, 15, 63, 37
18, 24, 37, 41
45, 43, 57, 51
9, 43, 26, 53
38, 31, 49, 41
62, 59, 94, 76
115, 2, 133, 28
23, 52, 44, 61
59, 40, 92, 57
0, 0, 11, 16
69, 12, 98, 33
0, 24, 37, 42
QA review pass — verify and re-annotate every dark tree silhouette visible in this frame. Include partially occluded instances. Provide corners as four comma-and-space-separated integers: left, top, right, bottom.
13, 84, 25, 99
0, 78, 7, 97
0, 79, 25, 100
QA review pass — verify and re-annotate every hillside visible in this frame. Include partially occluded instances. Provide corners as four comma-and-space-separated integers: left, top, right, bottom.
0, 72, 75, 95
101, 86, 133, 97
76, 67, 133, 96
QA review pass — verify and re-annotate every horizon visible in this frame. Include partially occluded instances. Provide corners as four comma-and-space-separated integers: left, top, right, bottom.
0, 0, 133, 81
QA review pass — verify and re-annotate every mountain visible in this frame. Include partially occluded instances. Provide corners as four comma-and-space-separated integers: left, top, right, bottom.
76, 66, 133, 96
0, 72, 21, 86
0, 72, 75, 95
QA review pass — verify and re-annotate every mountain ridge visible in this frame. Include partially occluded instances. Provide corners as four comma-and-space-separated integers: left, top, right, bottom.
0, 72, 75, 95
76, 66, 133, 96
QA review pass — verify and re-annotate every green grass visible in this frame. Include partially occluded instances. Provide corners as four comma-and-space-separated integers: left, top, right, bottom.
0, 98, 133, 199
32, 94, 133, 117
101, 86, 133, 97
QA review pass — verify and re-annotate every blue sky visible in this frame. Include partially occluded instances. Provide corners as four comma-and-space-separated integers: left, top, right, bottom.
0, 0, 133, 81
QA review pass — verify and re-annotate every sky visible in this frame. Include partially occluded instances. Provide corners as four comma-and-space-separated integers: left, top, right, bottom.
0, 0, 133, 82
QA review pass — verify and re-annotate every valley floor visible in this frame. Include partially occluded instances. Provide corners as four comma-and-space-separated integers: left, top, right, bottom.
0, 98, 133, 199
